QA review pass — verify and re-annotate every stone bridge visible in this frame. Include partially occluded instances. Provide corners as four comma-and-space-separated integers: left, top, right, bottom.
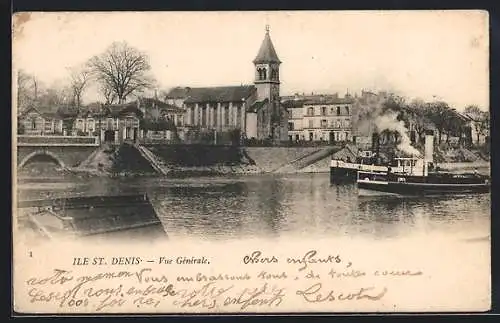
16, 135, 100, 169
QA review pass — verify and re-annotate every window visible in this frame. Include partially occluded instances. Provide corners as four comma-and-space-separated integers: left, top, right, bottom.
321, 119, 327, 128
321, 106, 327, 116
190, 107, 195, 125
307, 107, 314, 116
201, 107, 207, 126
224, 106, 230, 125
345, 106, 350, 115
308, 119, 314, 128
330, 107, 334, 115
88, 119, 95, 131
271, 68, 278, 80
288, 122, 294, 131
257, 67, 267, 80
236, 105, 242, 127
336, 106, 341, 116
31, 118, 36, 130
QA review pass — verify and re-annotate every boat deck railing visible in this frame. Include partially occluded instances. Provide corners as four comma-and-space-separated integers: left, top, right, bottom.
331, 160, 388, 172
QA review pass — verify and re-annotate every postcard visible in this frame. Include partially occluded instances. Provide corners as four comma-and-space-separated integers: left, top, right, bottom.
12, 10, 491, 314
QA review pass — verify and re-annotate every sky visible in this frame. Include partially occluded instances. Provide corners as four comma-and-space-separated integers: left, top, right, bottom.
13, 11, 489, 111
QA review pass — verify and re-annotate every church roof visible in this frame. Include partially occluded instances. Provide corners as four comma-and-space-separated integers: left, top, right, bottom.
253, 29, 281, 64
183, 85, 256, 103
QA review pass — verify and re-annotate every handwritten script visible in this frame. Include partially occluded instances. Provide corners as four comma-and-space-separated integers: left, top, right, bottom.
18, 250, 424, 313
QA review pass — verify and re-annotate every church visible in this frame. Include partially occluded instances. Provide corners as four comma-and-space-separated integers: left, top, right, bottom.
165, 26, 288, 144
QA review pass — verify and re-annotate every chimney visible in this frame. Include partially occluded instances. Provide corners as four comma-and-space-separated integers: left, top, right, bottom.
423, 129, 434, 176
371, 132, 380, 157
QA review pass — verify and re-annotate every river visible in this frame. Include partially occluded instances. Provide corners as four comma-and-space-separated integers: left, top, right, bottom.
16, 171, 490, 242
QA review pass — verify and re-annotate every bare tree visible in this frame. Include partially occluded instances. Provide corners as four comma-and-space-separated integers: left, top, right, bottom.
99, 84, 117, 105
68, 65, 91, 108
16, 69, 39, 111
88, 41, 155, 104
37, 85, 72, 107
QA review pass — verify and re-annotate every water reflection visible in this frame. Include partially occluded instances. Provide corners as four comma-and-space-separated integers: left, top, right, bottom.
16, 173, 490, 241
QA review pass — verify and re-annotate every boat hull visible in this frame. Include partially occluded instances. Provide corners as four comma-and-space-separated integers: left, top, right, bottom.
358, 179, 490, 196
330, 166, 359, 183
330, 162, 388, 183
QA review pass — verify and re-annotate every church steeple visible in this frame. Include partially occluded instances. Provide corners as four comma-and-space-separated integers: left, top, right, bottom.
252, 26, 287, 144
253, 25, 281, 64
254, 25, 281, 98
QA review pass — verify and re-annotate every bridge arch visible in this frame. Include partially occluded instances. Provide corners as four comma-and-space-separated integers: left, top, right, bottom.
18, 150, 66, 169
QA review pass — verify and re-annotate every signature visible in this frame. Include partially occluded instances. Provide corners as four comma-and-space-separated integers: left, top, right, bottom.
223, 283, 285, 310
296, 283, 388, 303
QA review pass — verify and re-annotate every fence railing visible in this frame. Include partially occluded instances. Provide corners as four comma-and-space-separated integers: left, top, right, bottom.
17, 135, 100, 146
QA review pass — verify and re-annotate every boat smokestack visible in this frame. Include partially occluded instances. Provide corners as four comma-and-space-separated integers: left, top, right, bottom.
371, 132, 380, 153
424, 130, 434, 163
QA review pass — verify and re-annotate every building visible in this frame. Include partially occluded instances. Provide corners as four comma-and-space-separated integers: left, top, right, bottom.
77, 103, 143, 144
18, 106, 64, 135
181, 85, 256, 134
137, 97, 186, 142
283, 94, 354, 143
164, 26, 288, 144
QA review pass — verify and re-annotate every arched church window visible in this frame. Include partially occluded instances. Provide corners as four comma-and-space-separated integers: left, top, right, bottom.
271, 68, 278, 80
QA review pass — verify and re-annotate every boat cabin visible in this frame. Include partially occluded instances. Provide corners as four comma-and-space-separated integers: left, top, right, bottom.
389, 157, 430, 177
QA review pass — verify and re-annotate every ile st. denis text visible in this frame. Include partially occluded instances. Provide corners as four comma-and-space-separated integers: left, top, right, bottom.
72, 256, 210, 266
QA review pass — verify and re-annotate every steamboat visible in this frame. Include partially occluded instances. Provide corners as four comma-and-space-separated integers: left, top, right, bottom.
330, 133, 391, 183
355, 133, 490, 196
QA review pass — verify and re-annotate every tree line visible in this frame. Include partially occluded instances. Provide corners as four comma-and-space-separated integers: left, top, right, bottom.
16, 41, 156, 112
382, 95, 489, 147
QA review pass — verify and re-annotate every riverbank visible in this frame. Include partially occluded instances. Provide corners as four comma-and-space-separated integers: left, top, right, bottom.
37, 159, 490, 180
17, 144, 491, 180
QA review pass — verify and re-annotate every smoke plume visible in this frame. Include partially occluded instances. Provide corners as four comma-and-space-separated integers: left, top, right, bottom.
353, 99, 421, 157
374, 113, 421, 157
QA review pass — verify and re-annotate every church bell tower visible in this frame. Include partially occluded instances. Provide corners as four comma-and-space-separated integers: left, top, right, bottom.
253, 25, 281, 104
253, 25, 286, 142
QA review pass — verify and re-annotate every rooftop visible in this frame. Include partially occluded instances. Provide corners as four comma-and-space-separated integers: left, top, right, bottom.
183, 85, 256, 103
253, 28, 281, 64
303, 97, 355, 105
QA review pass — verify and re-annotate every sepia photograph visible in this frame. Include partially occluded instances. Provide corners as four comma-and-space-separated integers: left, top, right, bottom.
12, 10, 491, 314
